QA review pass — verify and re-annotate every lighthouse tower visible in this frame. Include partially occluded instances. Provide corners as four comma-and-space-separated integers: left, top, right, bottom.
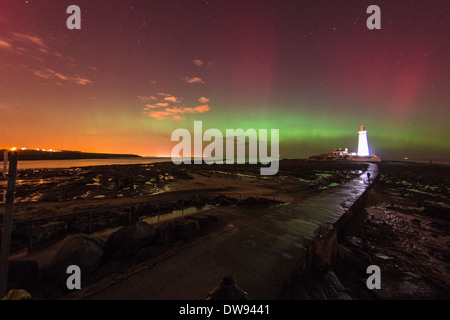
357, 124, 370, 156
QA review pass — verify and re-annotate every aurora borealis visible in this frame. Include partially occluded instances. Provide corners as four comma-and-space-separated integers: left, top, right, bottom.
1, 1, 449, 160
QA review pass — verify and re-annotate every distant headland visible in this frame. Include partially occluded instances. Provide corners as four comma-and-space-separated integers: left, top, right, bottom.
0, 149, 141, 161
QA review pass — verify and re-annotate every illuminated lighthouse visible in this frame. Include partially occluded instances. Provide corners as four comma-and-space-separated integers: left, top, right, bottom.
357, 124, 370, 156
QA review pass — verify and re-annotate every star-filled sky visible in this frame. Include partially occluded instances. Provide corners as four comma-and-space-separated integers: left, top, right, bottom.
1, 0, 449, 159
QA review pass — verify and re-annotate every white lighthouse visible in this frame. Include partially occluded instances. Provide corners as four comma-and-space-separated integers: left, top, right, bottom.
357, 124, 370, 156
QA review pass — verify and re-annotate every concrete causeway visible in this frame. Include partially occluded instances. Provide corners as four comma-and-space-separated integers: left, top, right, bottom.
64, 163, 378, 300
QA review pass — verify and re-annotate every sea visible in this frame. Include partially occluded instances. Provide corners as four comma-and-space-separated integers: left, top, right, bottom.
3, 156, 449, 171
13, 157, 173, 170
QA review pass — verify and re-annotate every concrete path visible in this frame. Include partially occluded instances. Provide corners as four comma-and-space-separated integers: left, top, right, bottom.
64, 164, 378, 300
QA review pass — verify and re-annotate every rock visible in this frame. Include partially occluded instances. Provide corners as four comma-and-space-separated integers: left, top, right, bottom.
2, 289, 32, 300
46, 234, 104, 289
155, 202, 174, 214
192, 195, 207, 207
204, 215, 219, 223
176, 219, 201, 241
185, 215, 210, 231
337, 244, 353, 261
239, 197, 260, 205
69, 220, 90, 234
312, 226, 337, 271
216, 196, 234, 206
134, 203, 155, 217
155, 221, 177, 245
7, 260, 38, 290
103, 221, 157, 260
32, 221, 68, 245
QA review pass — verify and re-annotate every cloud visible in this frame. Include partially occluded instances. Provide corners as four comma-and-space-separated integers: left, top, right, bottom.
1, 32, 95, 86
193, 59, 204, 67
11, 32, 48, 49
137, 95, 157, 101
144, 104, 160, 109
198, 97, 210, 104
193, 104, 211, 113
158, 92, 182, 103
74, 77, 92, 85
181, 76, 205, 84
164, 96, 180, 103
0, 39, 12, 49
141, 92, 211, 121
31, 68, 92, 85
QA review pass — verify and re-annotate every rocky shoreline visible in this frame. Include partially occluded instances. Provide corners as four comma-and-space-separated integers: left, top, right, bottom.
1, 159, 449, 299
334, 161, 450, 299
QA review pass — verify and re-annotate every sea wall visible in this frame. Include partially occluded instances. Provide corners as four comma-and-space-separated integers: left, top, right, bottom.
282, 163, 379, 297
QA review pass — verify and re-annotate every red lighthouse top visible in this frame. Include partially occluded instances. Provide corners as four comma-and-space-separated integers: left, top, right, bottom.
359, 124, 365, 131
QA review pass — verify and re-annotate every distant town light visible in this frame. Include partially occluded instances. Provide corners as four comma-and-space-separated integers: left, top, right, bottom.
11, 147, 17, 151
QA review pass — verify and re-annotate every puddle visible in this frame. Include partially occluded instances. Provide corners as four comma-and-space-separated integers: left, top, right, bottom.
142, 204, 219, 225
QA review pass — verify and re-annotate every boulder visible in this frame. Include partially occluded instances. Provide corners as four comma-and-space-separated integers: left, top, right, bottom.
155, 221, 177, 245
204, 215, 219, 223
103, 221, 157, 260
46, 234, 104, 289
176, 219, 201, 241
186, 215, 210, 231
32, 221, 68, 245
69, 220, 90, 234
134, 203, 156, 217
192, 195, 207, 207
155, 202, 174, 214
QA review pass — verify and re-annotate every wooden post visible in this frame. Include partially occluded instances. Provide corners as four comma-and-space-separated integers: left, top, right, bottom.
2, 151, 7, 202
0, 151, 18, 297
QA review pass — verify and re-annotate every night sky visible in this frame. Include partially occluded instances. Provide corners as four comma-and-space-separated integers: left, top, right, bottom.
1, 0, 449, 159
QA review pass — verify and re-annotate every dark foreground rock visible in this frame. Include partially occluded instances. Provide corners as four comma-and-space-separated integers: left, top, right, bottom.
103, 221, 157, 260
176, 219, 201, 241
45, 234, 104, 290
155, 221, 177, 246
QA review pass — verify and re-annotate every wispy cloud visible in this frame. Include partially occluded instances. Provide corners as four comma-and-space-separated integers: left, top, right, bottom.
11, 32, 48, 49
0, 39, 12, 48
141, 93, 211, 121
31, 68, 92, 86
0, 32, 95, 86
181, 76, 205, 84
158, 92, 181, 103
193, 59, 204, 67
137, 95, 157, 101
198, 97, 210, 104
